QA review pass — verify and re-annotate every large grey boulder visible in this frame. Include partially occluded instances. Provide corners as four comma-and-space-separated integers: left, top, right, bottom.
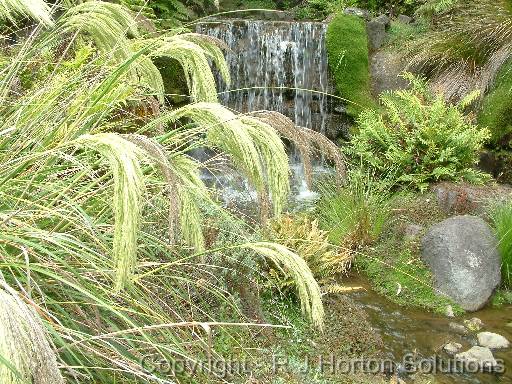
421, 215, 501, 311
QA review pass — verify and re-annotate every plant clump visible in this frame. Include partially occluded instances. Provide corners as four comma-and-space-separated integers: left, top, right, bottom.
346, 73, 490, 191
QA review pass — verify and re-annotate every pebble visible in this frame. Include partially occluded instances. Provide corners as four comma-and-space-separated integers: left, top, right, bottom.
455, 346, 497, 370
477, 332, 510, 349
449, 322, 468, 335
444, 342, 463, 355
464, 317, 483, 332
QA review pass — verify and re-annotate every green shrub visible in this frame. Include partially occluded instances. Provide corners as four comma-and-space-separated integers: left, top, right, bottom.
326, 13, 376, 117
295, 0, 356, 20
478, 61, 512, 149
491, 201, 512, 287
346, 74, 490, 191
315, 170, 390, 247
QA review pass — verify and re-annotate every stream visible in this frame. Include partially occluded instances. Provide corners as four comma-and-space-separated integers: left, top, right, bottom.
346, 277, 512, 383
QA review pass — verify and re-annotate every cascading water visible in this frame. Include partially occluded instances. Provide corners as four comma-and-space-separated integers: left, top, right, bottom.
196, 19, 331, 134
195, 19, 337, 208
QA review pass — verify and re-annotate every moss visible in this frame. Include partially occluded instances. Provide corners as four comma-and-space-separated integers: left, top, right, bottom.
326, 13, 376, 117
357, 193, 465, 315
256, 293, 386, 383
478, 61, 512, 149
491, 289, 512, 307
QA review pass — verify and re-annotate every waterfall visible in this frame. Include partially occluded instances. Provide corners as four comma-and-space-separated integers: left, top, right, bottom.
195, 19, 336, 208
196, 19, 331, 134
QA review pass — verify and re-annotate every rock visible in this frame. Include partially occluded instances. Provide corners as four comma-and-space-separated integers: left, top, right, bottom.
432, 182, 512, 215
367, 16, 389, 51
344, 7, 370, 20
455, 346, 497, 370
374, 14, 391, 27
477, 332, 510, 349
433, 185, 470, 213
464, 317, 484, 332
397, 14, 412, 24
445, 305, 455, 318
449, 322, 468, 335
404, 223, 424, 241
370, 51, 410, 96
324, 113, 352, 141
444, 342, 463, 355
333, 105, 347, 114
421, 215, 501, 311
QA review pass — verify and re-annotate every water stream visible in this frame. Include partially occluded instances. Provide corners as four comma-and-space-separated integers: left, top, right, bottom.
346, 277, 512, 384
196, 19, 331, 133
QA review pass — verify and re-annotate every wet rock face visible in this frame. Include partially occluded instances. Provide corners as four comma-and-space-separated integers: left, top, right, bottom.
432, 183, 512, 215
421, 215, 501, 311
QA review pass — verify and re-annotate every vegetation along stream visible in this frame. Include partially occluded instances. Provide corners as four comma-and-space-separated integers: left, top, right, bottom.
1, 0, 512, 384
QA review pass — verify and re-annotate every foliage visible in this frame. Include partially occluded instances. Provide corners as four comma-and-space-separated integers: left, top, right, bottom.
358, 192, 464, 314
0, 283, 64, 384
407, 0, 512, 101
491, 201, 512, 288
119, 0, 212, 28
0, 1, 327, 382
346, 74, 490, 191
491, 289, 512, 307
478, 61, 512, 149
326, 13, 376, 118
315, 170, 389, 247
266, 215, 351, 293
415, 0, 458, 18
295, 0, 356, 20
360, 240, 464, 314
386, 18, 427, 47
0, 0, 53, 25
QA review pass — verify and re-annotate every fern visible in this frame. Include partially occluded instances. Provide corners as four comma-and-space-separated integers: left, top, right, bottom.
346, 74, 490, 191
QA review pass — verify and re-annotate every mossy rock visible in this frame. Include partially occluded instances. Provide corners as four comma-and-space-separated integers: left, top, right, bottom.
326, 13, 377, 118
358, 193, 464, 315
